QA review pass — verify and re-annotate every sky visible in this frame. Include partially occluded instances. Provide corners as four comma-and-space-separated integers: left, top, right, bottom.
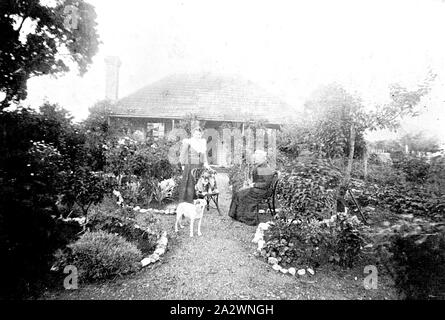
22, 0, 445, 143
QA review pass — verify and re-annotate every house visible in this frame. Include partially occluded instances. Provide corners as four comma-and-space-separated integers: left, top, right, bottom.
104, 57, 297, 166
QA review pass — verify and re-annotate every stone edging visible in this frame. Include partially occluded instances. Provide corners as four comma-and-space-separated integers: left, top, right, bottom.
130, 206, 170, 267
112, 190, 171, 266
252, 222, 315, 277
113, 190, 176, 215
140, 231, 168, 267
132, 206, 176, 215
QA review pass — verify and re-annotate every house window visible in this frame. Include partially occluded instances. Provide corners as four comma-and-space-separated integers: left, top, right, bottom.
147, 122, 165, 139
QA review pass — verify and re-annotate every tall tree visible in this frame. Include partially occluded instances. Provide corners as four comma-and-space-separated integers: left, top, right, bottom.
303, 83, 366, 160
301, 70, 436, 185
0, 0, 100, 108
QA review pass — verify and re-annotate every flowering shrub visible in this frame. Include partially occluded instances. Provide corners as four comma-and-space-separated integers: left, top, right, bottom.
104, 137, 179, 206
261, 209, 366, 268
152, 178, 176, 206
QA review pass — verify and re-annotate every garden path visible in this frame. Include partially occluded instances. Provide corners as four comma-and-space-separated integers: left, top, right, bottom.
41, 172, 396, 300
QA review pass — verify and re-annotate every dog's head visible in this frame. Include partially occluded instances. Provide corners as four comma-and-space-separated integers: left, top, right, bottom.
193, 199, 206, 212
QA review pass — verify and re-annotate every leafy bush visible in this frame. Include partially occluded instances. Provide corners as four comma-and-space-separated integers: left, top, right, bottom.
104, 137, 178, 206
152, 178, 177, 206
427, 156, 445, 195
262, 210, 366, 268
170, 174, 182, 201
374, 217, 445, 300
355, 161, 406, 186
68, 230, 143, 282
375, 184, 444, 221
276, 155, 343, 220
228, 162, 252, 193
87, 204, 161, 256
61, 169, 113, 216
394, 156, 430, 183
349, 157, 444, 221
0, 105, 109, 298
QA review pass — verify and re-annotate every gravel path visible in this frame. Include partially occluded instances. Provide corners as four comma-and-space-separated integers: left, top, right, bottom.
41, 173, 397, 300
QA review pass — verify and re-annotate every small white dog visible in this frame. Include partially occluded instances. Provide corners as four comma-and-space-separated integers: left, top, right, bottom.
175, 199, 206, 237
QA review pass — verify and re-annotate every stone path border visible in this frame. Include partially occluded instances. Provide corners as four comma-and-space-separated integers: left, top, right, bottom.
112, 190, 172, 266
140, 231, 168, 267
252, 222, 315, 277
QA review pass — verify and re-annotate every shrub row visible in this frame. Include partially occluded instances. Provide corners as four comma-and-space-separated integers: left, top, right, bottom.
261, 210, 367, 269
374, 217, 445, 300
276, 156, 343, 220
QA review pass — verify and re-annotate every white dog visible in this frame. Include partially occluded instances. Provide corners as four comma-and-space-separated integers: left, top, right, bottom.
175, 199, 206, 237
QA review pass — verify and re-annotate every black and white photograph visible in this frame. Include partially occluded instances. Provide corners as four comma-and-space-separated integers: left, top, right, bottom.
0, 0, 444, 305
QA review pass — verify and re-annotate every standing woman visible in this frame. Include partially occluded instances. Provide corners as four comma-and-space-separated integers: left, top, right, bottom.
178, 127, 210, 203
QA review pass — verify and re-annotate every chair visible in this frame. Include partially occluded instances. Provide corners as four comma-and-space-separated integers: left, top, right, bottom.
191, 167, 222, 215
256, 172, 279, 217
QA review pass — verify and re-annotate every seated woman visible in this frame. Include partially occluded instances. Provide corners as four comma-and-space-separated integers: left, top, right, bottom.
228, 150, 276, 226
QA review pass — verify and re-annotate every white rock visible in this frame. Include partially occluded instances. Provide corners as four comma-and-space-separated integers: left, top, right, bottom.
159, 237, 168, 247
258, 222, 270, 231
151, 253, 160, 261
272, 264, 281, 271
139, 209, 148, 213
252, 230, 263, 243
280, 268, 288, 274
268, 257, 278, 265
288, 268, 296, 276
141, 258, 151, 267
257, 240, 265, 251
297, 269, 306, 276
307, 268, 315, 275
154, 248, 165, 256
133, 206, 141, 211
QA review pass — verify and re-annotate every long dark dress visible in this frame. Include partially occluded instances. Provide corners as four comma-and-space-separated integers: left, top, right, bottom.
228, 164, 275, 226
178, 139, 207, 203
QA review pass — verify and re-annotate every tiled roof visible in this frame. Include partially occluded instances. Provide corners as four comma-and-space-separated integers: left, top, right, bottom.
109, 73, 298, 124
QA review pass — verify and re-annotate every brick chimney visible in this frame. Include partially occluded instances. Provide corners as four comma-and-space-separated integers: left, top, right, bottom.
104, 56, 121, 101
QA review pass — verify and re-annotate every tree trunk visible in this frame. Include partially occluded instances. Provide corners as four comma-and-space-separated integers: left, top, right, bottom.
344, 123, 356, 186
363, 144, 368, 180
